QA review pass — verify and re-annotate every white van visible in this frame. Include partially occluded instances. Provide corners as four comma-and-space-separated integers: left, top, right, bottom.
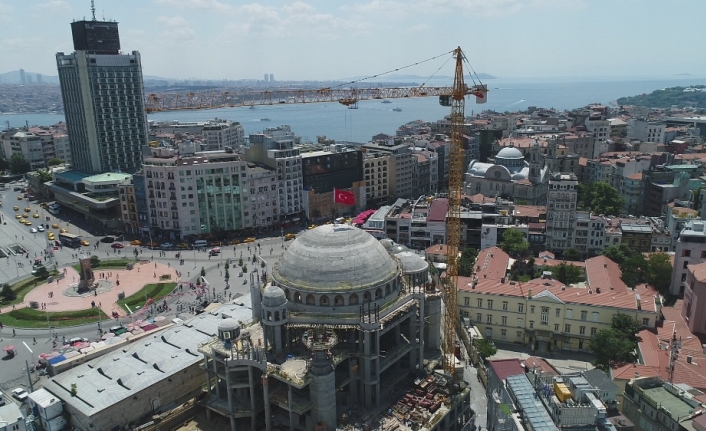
47, 203, 61, 215
193, 240, 208, 248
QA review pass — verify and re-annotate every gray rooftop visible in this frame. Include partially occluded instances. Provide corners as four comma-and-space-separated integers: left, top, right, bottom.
620, 224, 652, 234
41, 296, 253, 418
507, 374, 559, 431
0, 403, 23, 425
582, 369, 617, 393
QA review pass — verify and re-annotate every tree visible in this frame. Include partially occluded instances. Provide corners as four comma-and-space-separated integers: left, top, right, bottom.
47, 157, 64, 166
33, 266, 49, 280
475, 339, 497, 359
89, 255, 101, 268
1, 283, 16, 301
552, 262, 583, 285
589, 328, 637, 371
36, 169, 52, 183
646, 252, 673, 295
621, 254, 647, 287
611, 313, 640, 342
0, 156, 9, 171
563, 248, 582, 262
500, 228, 529, 258
200, 266, 206, 277
458, 247, 478, 277
602, 244, 635, 265
9, 153, 30, 174
578, 182, 625, 216
242, 264, 248, 273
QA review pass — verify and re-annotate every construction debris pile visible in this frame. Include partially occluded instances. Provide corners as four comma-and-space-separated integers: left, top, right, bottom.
386, 373, 454, 428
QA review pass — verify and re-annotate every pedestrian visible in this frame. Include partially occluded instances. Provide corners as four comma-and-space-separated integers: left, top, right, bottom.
13, 329, 16, 336
33, 337, 36, 345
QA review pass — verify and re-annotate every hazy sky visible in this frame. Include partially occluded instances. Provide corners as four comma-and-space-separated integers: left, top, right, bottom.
1, 0, 704, 81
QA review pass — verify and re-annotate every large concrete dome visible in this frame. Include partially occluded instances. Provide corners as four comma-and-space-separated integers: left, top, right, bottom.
272, 224, 398, 292
262, 285, 286, 307
496, 146, 524, 159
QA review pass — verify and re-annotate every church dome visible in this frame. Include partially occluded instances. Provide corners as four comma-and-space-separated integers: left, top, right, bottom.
272, 224, 398, 292
262, 285, 287, 308
496, 146, 524, 160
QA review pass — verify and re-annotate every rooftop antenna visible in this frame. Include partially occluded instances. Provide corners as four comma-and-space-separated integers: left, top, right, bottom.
91, 0, 96, 21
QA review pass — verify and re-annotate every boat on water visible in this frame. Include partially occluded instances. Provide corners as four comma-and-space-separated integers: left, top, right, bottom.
261, 118, 271, 121
392, 107, 402, 112
249, 106, 256, 110
381, 100, 392, 104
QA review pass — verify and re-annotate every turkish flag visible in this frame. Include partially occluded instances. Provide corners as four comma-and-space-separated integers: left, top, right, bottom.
334, 188, 355, 205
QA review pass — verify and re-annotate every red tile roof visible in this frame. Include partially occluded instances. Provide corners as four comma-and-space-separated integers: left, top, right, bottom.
427, 199, 449, 222
523, 356, 559, 375
513, 205, 546, 219
474, 246, 510, 281
426, 244, 448, 255
489, 358, 525, 382
585, 256, 628, 294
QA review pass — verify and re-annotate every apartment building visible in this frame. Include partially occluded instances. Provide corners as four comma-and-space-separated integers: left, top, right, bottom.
458, 248, 660, 353
670, 220, 706, 297
244, 126, 304, 221
585, 115, 611, 157
545, 173, 578, 254
363, 140, 414, 199
118, 179, 139, 234
201, 119, 245, 151
412, 149, 438, 197
623, 377, 702, 431
363, 152, 390, 204
628, 119, 666, 144
665, 203, 699, 250
683, 261, 706, 335
0, 130, 48, 169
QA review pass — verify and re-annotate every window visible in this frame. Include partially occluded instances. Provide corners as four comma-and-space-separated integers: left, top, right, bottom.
476, 313, 482, 322
702, 251, 706, 258
556, 308, 561, 317
580, 326, 586, 335
518, 304, 524, 313
682, 249, 691, 257
502, 301, 508, 311
564, 324, 571, 333
684, 261, 689, 269
517, 331, 523, 339
529, 320, 534, 329
592, 312, 599, 322
501, 329, 507, 339
591, 327, 597, 336
642, 318, 650, 327
581, 311, 587, 321
502, 316, 507, 326
530, 305, 535, 314
477, 299, 483, 308
485, 327, 492, 338
541, 307, 549, 325
487, 315, 493, 324
517, 318, 524, 327
566, 309, 573, 319
464, 297, 469, 306
487, 300, 493, 310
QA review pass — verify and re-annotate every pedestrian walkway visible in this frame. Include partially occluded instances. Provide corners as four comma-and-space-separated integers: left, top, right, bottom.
1, 262, 178, 319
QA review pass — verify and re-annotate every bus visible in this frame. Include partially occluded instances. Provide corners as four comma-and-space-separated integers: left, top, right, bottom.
59, 232, 81, 248
47, 203, 61, 215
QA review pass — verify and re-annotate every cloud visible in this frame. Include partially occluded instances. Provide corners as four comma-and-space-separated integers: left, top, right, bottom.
32, 0, 70, 12
410, 23, 429, 32
342, 0, 585, 18
156, 16, 196, 42
153, 0, 233, 12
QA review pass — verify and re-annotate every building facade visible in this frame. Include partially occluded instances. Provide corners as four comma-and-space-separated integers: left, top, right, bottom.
545, 173, 578, 254
56, 20, 148, 173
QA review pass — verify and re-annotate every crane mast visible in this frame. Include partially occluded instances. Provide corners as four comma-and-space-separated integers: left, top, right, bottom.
443, 47, 466, 375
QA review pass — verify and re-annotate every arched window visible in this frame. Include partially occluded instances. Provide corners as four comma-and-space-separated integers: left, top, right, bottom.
284, 289, 290, 300
274, 311, 280, 321
266, 311, 272, 321
320, 295, 329, 306
282, 310, 287, 319
349, 294, 359, 305
334, 295, 344, 305
375, 288, 382, 299
294, 292, 302, 303
385, 283, 391, 295
364, 291, 372, 302
306, 294, 315, 305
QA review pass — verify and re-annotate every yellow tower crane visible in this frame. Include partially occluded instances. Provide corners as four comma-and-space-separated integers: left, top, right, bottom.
144, 48, 487, 376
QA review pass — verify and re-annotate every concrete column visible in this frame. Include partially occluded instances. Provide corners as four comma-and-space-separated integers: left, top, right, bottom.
224, 364, 236, 431
409, 313, 417, 373
363, 331, 372, 408
310, 351, 337, 430
349, 358, 358, 406
425, 296, 441, 350
274, 325, 283, 353
248, 367, 256, 431
262, 374, 272, 431
418, 297, 425, 373
213, 358, 221, 399
250, 273, 261, 321
288, 385, 295, 431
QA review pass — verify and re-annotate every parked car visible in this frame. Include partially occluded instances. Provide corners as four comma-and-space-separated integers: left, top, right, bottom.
37, 226, 45, 232
243, 237, 256, 243
100, 236, 115, 243
160, 243, 174, 249
12, 388, 28, 402
285, 233, 296, 240
80, 240, 90, 246
130, 240, 142, 246
30, 228, 37, 233
111, 243, 124, 249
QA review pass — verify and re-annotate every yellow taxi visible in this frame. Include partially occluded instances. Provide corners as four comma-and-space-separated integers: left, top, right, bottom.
51, 223, 59, 229
22, 213, 29, 218
15, 214, 22, 219
130, 239, 142, 246
33, 213, 39, 218
23, 220, 31, 226
80, 240, 90, 247
60, 228, 68, 234
17, 195, 22, 200
40, 203, 47, 209
243, 237, 256, 243
146, 241, 159, 248
24, 207, 31, 212
285, 233, 296, 240
48, 235, 55, 241
228, 239, 240, 245
13, 206, 19, 211
209, 241, 222, 247
308, 224, 317, 230
176, 243, 189, 249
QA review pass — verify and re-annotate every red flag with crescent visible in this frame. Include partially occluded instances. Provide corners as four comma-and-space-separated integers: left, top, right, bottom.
334, 188, 355, 205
